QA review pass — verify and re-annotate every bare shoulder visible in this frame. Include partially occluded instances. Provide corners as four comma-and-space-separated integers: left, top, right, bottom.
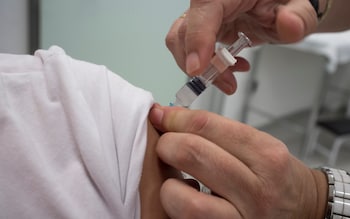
139, 120, 181, 219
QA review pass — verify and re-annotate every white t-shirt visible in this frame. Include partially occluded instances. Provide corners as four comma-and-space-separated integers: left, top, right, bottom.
0, 46, 154, 218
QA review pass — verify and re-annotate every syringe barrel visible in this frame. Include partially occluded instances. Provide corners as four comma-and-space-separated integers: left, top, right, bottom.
197, 65, 219, 86
172, 32, 252, 107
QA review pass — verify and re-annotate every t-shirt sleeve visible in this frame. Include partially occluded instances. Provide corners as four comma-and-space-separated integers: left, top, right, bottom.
67, 53, 155, 218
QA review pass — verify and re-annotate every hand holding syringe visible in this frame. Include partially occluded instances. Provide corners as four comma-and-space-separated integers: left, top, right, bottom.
171, 32, 252, 107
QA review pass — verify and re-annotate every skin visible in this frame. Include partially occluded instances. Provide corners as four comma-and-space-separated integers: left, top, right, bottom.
316, 0, 350, 32
156, 0, 350, 218
139, 120, 182, 219
149, 105, 328, 219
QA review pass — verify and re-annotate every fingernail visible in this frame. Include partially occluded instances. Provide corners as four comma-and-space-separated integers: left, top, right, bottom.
186, 52, 200, 74
150, 106, 164, 125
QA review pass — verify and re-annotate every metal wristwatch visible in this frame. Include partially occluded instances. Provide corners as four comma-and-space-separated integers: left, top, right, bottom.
320, 167, 350, 219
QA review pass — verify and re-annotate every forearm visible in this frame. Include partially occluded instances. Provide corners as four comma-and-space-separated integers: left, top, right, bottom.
317, 0, 350, 32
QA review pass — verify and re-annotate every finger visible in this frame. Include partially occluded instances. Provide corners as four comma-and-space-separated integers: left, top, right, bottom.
212, 70, 238, 94
229, 56, 250, 72
160, 178, 242, 219
150, 106, 291, 218
166, 12, 188, 72
150, 106, 256, 151
184, 1, 223, 75
276, 1, 318, 43
149, 105, 288, 170
157, 131, 258, 210
185, 0, 257, 75
212, 56, 250, 94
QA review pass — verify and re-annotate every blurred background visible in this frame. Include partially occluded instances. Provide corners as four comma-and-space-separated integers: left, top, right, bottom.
1, 0, 350, 169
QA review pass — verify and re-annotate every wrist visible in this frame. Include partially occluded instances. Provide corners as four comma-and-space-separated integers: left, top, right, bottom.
310, 169, 328, 219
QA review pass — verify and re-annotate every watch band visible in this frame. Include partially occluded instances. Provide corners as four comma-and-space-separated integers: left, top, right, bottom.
320, 167, 350, 219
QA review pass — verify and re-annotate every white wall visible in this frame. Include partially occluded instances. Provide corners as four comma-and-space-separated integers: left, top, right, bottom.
0, 0, 28, 53
40, 0, 187, 106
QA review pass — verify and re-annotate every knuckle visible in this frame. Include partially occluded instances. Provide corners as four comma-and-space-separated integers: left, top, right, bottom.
156, 132, 174, 151
181, 196, 209, 219
158, 132, 204, 170
165, 32, 176, 51
267, 141, 290, 169
177, 22, 187, 40
173, 136, 203, 167
187, 110, 211, 134
255, 131, 290, 170
165, 22, 187, 53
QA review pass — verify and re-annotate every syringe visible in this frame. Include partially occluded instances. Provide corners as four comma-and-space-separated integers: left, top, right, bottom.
171, 32, 252, 107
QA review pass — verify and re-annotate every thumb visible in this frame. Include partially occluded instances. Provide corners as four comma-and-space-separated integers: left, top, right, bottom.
276, 1, 318, 43
148, 104, 184, 133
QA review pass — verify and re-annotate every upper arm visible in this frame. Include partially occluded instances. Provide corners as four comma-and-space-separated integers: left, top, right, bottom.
139, 120, 182, 219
